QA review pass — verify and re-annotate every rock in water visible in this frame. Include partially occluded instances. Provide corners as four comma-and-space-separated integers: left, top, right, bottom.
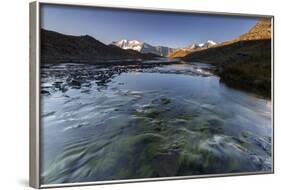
41, 90, 50, 95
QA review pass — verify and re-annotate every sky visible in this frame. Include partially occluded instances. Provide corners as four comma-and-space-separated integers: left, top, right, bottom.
41, 4, 259, 48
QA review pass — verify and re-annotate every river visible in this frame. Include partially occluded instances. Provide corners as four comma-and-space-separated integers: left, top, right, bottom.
40, 61, 272, 184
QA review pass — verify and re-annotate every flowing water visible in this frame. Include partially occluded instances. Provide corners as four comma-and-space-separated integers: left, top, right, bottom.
40, 61, 272, 184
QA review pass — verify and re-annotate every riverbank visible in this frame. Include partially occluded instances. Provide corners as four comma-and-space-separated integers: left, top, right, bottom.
183, 39, 271, 99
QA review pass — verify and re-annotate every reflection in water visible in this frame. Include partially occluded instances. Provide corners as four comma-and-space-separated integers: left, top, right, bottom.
40, 62, 272, 184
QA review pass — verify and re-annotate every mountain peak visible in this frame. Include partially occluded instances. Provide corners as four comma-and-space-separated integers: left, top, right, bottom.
111, 39, 174, 56
236, 17, 272, 41
111, 39, 144, 52
114, 39, 144, 44
188, 40, 217, 50
207, 40, 217, 45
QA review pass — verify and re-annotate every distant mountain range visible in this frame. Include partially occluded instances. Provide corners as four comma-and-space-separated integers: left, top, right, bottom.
111, 39, 218, 58
111, 40, 175, 57
40, 29, 158, 63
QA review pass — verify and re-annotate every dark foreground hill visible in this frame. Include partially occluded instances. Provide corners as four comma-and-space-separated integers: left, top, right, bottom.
183, 18, 272, 98
40, 29, 157, 63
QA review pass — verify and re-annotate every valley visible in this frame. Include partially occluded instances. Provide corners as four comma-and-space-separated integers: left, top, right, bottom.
39, 13, 273, 184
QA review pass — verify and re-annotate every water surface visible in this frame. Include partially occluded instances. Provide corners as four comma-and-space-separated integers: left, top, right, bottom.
40, 62, 272, 184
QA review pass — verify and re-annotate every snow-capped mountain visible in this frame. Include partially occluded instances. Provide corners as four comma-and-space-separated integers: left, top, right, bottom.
188, 40, 217, 50
168, 40, 218, 58
111, 40, 174, 56
111, 40, 143, 52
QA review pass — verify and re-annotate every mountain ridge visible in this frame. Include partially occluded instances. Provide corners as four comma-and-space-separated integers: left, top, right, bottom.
41, 29, 158, 63
183, 17, 272, 97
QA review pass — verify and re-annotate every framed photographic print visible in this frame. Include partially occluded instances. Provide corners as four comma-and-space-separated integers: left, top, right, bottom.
29, 1, 274, 188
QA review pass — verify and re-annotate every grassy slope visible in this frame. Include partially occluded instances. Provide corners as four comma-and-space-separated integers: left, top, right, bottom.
184, 39, 271, 98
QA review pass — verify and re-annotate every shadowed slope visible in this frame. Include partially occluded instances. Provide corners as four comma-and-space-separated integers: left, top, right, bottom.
41, 29, 157, 63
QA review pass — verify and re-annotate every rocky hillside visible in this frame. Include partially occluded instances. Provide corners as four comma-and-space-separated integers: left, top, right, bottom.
234, 18, 271, 41
183, 17, 272, 98
41, 29, 157, 63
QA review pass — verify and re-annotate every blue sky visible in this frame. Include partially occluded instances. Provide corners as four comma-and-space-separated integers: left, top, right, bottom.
41, 4, 258, 48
